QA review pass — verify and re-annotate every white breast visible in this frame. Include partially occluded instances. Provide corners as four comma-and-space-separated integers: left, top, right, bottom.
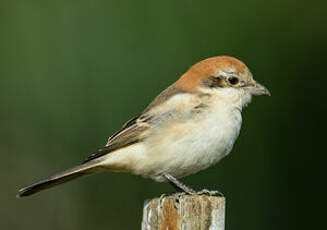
144, 100, 242, 181
101, 94, 243, 182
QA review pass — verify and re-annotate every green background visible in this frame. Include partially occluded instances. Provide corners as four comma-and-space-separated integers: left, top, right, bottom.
0, 0, 325, 229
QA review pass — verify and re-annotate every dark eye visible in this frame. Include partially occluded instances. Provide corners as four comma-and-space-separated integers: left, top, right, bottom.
228, 77, 239, 85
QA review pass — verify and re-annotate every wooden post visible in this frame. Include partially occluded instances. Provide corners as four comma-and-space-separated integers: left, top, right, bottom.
142, 194, 225, 230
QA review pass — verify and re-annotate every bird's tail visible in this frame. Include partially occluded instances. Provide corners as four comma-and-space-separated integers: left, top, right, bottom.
17, 160, 102, 198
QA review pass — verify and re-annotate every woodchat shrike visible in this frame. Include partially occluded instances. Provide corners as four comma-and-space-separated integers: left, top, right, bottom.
18, 56, 270, 197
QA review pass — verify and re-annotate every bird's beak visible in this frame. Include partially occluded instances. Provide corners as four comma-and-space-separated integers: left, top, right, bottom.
249, 82, 271, 96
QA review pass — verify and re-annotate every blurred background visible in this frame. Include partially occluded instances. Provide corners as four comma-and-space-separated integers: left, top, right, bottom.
1, 0, 325, 229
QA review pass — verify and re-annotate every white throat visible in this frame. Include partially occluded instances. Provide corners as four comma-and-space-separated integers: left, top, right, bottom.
200, 87, 252, 112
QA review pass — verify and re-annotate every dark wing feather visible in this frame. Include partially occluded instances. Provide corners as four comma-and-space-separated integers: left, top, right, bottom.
106, 116, 139, 142
82, 85, 186, 163
82, 115, 150, 163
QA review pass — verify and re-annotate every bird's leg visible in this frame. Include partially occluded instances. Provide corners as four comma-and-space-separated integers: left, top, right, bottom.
163, 174, 224, 197
164, 174, 195, 194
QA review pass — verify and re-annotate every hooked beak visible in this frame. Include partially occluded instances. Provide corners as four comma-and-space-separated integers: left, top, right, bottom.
248, 82, 271, 96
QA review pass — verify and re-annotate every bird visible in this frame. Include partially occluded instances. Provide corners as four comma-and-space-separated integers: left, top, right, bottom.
17, 56, 270, 197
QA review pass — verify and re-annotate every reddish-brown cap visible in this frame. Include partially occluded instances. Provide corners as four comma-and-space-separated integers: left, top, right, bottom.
175, 56, 249, 92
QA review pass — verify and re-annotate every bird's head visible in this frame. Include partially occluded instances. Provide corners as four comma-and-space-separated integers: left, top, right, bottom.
175, 56, 270, 109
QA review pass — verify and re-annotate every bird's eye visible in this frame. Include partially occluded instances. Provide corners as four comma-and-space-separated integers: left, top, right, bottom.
228, 77, 239, 85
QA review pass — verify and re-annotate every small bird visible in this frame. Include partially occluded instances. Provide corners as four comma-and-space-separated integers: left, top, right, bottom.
18, 56, 270, 197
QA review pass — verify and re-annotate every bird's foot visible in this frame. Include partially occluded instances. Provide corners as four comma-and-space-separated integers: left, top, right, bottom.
196, 189, 224, 197
158, 192, 186, 208
172, 192, 187, 202
159, 192, 176, 200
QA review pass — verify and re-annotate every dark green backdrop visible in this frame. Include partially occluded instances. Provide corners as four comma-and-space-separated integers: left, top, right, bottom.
1, 0, 325, 229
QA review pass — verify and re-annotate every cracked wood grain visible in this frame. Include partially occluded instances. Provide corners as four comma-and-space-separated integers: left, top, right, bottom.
142, 194, 225, 230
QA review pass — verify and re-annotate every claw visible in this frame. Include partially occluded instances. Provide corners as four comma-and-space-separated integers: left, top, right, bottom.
196, 189, 224, 197
159, 193, 169, 200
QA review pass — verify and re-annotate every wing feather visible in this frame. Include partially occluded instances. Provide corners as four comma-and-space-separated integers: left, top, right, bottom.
82, 115, 150, 163
82, 85, 194, 163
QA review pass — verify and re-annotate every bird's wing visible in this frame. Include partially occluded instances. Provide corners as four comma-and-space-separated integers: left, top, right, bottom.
82, 85, 200, 163
82, 115, 150, 163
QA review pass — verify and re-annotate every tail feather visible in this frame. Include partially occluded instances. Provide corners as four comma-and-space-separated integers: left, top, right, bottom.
18, 160, 101, 197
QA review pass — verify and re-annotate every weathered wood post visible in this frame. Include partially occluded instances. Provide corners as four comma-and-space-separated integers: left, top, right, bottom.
142, 194, 225, 230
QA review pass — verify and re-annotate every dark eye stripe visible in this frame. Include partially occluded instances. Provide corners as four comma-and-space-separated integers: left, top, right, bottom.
202, 76, 225, 88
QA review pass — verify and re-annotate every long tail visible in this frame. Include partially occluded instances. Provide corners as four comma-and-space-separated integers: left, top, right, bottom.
17, 160, 102, 198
